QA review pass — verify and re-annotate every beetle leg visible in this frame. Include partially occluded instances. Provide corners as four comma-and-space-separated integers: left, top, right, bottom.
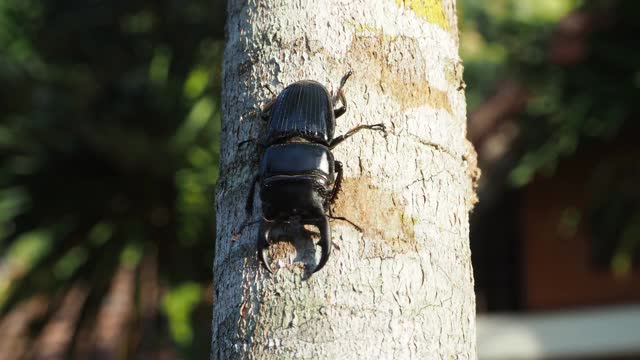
232, 176, 261, 238
327, 161, 362, 232
333, 92, 347, 119
244, 97, 277, 121
257, 220, 274, 273
333, 70, 352, 119
232, 218, 261, 239
333, 70, 352, 105
245, 175, 259, 216
329, 160, 343, 204
328, 215, 363, 232
259, 97, 277, 121
312, 216, 331, 273
329, 123, 387, 149
237, 138, 266, 150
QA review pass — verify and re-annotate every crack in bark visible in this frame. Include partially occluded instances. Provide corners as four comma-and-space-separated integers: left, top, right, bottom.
410, 134, 459, 161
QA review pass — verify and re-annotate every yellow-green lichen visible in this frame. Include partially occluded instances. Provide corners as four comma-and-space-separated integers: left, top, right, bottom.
354, 23, 401, 42
354, 23, 379, 34
346, 32, 453, 113
395, 0, 449, 30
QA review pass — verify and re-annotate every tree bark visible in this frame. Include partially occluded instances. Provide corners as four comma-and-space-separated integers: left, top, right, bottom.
213, 0, 479, 358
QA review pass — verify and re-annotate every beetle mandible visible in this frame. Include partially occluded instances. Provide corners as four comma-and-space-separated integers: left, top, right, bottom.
242, 71, 386, 273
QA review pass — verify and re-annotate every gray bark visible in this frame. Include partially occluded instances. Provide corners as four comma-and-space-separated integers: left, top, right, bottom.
213, 0, 479, 359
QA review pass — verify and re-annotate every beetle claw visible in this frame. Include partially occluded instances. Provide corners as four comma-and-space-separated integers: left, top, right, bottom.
371, 123, 387, 134
257, 221, 274, 273
257, 218, 331, 274
313, 216, 331, 273
258, 247, 273, 273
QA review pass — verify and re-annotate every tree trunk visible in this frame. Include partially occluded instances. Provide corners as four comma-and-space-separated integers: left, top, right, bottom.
213, 0, 480, 358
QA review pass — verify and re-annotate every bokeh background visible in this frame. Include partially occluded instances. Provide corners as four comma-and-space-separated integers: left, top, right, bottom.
0, 0, 638, 358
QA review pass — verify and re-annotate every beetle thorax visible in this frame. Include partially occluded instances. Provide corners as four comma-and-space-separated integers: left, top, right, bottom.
287, 136, 312, 143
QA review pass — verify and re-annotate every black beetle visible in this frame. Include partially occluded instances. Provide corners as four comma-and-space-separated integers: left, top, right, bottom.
242, 71, 385, 273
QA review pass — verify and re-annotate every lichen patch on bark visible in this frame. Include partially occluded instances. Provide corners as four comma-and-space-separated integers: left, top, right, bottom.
332, 177, 417, 257
347, 31, 452, 113
395, 0, 449, 30
384, 75, 452, 113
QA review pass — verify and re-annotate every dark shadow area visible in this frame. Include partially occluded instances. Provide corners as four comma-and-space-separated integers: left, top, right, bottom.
0, 0, 226, 358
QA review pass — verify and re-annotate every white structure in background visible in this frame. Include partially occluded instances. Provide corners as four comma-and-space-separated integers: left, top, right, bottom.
477, 305, 640, 359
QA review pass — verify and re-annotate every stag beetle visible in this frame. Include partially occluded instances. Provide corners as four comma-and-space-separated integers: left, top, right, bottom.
242, 71, 385, 273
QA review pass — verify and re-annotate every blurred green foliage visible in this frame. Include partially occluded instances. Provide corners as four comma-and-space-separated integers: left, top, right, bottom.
462, 0, 640, 272
162, 281, 203, 346
0, 0, 224, 357
461, 0, 579, 108
462, 0, 639, 184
